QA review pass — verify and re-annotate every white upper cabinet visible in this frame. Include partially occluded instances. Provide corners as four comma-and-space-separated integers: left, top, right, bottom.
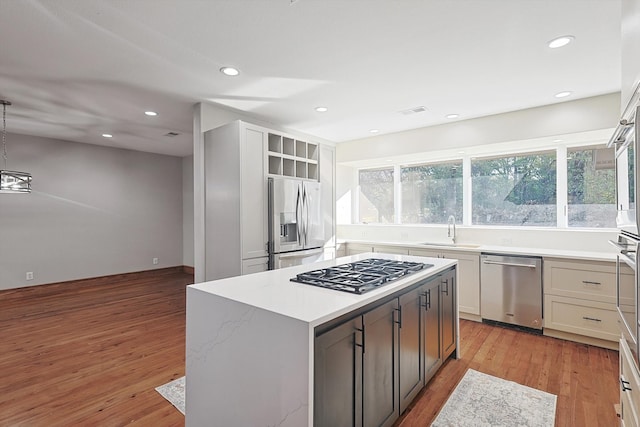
622, 0, 640, 109
267, 133, 319, 180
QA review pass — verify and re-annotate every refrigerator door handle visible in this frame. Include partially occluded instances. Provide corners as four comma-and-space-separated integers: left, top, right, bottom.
302, 183, 309, 246
296, 184, 302, 246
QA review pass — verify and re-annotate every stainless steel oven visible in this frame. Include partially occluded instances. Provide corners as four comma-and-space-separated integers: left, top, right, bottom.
609, 83, 640, 370
612, 234, 639, 369
610, 85, 640, 235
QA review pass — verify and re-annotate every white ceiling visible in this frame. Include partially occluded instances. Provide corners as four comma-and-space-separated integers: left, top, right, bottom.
0, 0, 621, 157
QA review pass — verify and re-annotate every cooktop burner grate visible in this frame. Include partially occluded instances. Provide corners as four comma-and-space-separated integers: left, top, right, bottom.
291, 258, 433, 294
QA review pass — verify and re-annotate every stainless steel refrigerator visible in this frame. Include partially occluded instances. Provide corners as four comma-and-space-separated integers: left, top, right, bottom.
268, 177, 324, 269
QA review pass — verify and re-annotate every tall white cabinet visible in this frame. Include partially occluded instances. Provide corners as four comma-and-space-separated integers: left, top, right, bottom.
204, 121, 269, 280
320, 144, 336, 257
203, 120, 336, 281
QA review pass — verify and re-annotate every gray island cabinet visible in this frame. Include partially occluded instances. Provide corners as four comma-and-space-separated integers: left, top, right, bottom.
186, 253, 458, 427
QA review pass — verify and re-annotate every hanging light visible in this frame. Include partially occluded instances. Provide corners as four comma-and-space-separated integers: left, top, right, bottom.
0, 100, 31, 194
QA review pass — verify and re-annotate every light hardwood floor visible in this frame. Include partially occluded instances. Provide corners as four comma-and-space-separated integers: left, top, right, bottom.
0, 269, 620, 426
398, 320, 620, 427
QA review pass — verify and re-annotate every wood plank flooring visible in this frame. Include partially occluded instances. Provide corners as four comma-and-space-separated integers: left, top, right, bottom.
1, 270, 620, 426
0, 268, 190, 426
397, 320, 619, 427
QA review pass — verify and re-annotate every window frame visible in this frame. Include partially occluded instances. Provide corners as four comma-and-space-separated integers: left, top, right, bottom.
354, 141, 617, 230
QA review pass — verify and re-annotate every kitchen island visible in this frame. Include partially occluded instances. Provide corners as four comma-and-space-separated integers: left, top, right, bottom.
186, 253, 458, 427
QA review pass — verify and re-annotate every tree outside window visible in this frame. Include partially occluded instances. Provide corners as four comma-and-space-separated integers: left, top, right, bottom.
471, 153, 557, 226
401, 161, 462, 224
359, 168, 394, 223
567, 146, 616, 228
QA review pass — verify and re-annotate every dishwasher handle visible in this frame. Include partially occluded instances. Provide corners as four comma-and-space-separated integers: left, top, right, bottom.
482, 259, 537, 268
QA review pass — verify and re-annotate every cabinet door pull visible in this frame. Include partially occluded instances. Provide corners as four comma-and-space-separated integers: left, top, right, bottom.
621, 377, 632, 392
420, 292, 427, 309
582, 316, 602, 322
581, 280, 602, 285
442, 279, 449, 296
427, 289, 431, 310
394, 307, 402, 328
355, 325, 365, 353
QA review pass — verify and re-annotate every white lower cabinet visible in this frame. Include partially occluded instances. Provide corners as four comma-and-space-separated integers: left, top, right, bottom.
620, 339, 640, 427
346, 243, 374, 255
543, 258, 624, 346
543, 294, 620, 342
241, 257, 268, 275
372, 245, 409, 255
409, 248, 480, 316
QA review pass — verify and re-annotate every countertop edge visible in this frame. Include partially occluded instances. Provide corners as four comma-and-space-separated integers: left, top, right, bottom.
340, 239, 617, 262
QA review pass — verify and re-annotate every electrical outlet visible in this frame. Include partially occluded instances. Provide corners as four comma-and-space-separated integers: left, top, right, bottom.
152, 258, 159, 265
26, 272, 34, 280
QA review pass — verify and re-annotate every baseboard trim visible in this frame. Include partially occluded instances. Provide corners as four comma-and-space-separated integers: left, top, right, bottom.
182, 265, 195, 275
1, 266, 194, 296
543, 328, 619, 350
459, 312, 482, 322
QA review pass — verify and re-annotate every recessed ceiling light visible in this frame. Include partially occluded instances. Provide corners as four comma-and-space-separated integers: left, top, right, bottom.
458, 151, 465, 154
220, 66, 240, 76
315, 106, 328, 112
446, 114, 459, 119
548, 35, 575, 49
144, 111, 158, 116
370, 129, 379, 133
102, 133, 113, 138
555, 91, 572, 98
553, 139, 563, 143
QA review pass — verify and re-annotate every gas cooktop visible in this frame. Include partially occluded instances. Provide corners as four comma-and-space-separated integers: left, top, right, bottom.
291, 258, 433, 294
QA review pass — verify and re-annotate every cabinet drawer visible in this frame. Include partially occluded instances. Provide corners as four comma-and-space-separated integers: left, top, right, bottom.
620, 339, 640, 427
346, 243, 373, 255
544, 260, 622, 304
543, 295, 619, 342
372, 245, 409, 255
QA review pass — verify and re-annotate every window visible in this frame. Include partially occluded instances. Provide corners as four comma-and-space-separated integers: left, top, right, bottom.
400, 161, 462, 224
567, 146, 616, 227
359, 168, 394, 223
471, 152, 557, 226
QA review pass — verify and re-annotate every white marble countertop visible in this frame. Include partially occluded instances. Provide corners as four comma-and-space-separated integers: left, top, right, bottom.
341, 239, 617, 262
189, 252, 456, 328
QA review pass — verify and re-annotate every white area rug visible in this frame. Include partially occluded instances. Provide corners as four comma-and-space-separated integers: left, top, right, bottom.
432, 369, 556, 427
155, 376, 185, 415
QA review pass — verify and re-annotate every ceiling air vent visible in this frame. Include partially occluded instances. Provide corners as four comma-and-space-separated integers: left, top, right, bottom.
399, 106, 428, 115
164, 131, 180, 137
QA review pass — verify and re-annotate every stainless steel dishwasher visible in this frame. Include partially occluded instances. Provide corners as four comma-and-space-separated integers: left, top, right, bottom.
480, 253, 543, 330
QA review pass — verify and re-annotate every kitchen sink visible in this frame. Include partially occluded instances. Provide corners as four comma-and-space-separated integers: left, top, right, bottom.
420, 242, 481, 249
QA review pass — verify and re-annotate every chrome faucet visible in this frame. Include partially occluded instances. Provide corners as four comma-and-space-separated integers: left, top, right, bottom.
447, 215, 456, 244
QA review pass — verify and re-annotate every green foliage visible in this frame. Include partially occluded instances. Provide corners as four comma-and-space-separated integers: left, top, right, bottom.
401, 162, 462, 224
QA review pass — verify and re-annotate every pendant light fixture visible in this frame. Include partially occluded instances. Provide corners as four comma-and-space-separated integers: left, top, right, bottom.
0, 100, 31, 194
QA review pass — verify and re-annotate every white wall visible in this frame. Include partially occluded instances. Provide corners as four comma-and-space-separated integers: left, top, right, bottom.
183, 155, 194, 268
336, 94, 621, 254
338, 224, 617, 255
0, 134, 183, 290
337, 93, 620, 165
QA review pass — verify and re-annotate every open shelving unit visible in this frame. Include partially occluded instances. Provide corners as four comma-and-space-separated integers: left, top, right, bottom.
267, 132, 318, 180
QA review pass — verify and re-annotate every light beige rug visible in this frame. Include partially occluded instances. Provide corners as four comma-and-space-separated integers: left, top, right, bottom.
155, 376, 185, 415
431, 369, 556, 427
